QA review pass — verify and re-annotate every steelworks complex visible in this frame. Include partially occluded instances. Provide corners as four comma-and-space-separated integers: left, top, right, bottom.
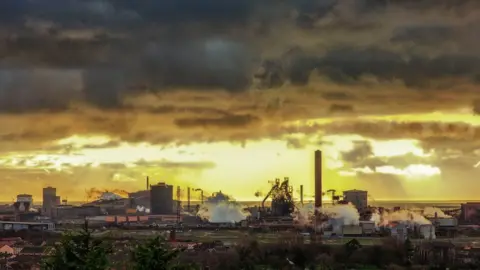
0, 150, 479, 243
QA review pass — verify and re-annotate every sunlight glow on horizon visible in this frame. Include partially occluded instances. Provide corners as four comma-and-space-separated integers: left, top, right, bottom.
0, 129, 443, 201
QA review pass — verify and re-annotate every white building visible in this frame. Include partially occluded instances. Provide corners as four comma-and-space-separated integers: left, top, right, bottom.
16, 194, 33, 204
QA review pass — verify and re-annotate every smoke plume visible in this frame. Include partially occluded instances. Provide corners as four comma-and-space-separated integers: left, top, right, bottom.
371, 209, 431, 227
293, 203, 315, 226
320, 203, 360, 226
423, 206, 451, 218
136, 205, 150, 214
197, 202, 250, 223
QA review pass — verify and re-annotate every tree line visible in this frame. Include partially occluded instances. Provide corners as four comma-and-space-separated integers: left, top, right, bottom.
38, 226, 480, 270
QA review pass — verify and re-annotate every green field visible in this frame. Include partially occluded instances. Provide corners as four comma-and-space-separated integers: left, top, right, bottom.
91, 229, 480, 247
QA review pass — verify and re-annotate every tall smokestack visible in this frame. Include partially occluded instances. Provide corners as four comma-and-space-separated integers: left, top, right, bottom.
146, 176, 149, 190
187, 187, 191, 211
314, 150, 322, 209
300, 185, 304, 205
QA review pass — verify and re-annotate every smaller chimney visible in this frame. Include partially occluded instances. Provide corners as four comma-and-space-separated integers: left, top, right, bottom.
187, 187, 191, 212
146, 176, 149, 190
300, 185, 304, 205
314, 150, 322, 210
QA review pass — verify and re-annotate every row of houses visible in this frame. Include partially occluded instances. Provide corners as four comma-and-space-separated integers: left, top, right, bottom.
0, 237, 53, 270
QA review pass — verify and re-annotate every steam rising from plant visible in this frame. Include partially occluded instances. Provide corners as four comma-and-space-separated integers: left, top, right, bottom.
197, 202, 250, 223
136, 205, 150, 214
196, 192, 250, 223
293, 203, 315, 226
423, 207, 451, 218
371, 209, 431, 227
320, 203, 360, 226
370, 207, 435, 239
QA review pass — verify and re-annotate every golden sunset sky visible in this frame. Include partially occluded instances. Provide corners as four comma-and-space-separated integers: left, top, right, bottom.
1, 0, 480, 202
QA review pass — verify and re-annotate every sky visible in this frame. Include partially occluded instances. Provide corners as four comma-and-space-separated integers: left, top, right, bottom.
1, 0, 480, 202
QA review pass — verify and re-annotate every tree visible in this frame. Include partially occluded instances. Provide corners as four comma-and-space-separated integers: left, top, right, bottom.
344, 239, 362, 258
290, 246, 308, 269
404, 238, 415, 265
130, 236, 191, 270
42, 222, 113, 270
0, 252, 11, 270
235, 240, 262, 270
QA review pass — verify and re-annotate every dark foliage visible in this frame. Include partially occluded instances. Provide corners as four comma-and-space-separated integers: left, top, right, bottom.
41, 226, 113, 270
130, 236, 198, 270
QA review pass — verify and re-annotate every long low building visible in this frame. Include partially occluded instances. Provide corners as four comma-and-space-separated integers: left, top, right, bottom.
0, 221, 55, 231
85, 215, 150, 224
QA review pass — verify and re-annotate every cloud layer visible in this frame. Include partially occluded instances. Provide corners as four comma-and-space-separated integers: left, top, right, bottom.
1, 0, 480, 200
0, 0, 479, 110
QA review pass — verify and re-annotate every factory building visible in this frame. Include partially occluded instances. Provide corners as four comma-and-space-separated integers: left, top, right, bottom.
343, 189, 368, 210
82, 198, 133, 215
129, 190, 151, 209
16, 194, 33, 204
52, 205, 103, 220
0, 221, 55, 231
14, 194, 33, 213
129, 177, 152, 211
461, 202, 480, 223
13, 194, 40, 221
150, 183, 174, 215
42, 187, 58, 218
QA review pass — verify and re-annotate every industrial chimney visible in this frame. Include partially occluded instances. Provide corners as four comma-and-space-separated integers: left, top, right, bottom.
314, 150, 322, 209
300, 185, 304, 205
146, 176, 150, 190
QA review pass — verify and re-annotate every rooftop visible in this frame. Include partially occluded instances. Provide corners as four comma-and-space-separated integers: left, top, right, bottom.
19, 246, 53, 255
0, 221, 53, 225
343, 189, 368, 193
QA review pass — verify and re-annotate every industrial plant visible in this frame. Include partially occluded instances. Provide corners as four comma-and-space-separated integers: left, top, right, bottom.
0, 149, 478, 245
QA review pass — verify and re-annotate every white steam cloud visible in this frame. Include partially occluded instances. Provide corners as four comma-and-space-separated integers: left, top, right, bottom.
136, 205, 150, 214
320, 203, 360, 226
293, 203, 315, 226
370, 208, 436, 239
423, 207, 451, 218
197, 202, 250, 223
371, 209, 431, 227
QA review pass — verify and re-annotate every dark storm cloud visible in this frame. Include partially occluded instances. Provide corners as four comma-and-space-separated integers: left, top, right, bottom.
321, 120, 480, 142
341, 140, 373, 163
146, 105, 229, 116
0, 0, 480, 111
298, 48, 480, 88
390, 25, 455, 45
338, 139, 435, 172
285, 137, 308, 149
174, 114, 260, 128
